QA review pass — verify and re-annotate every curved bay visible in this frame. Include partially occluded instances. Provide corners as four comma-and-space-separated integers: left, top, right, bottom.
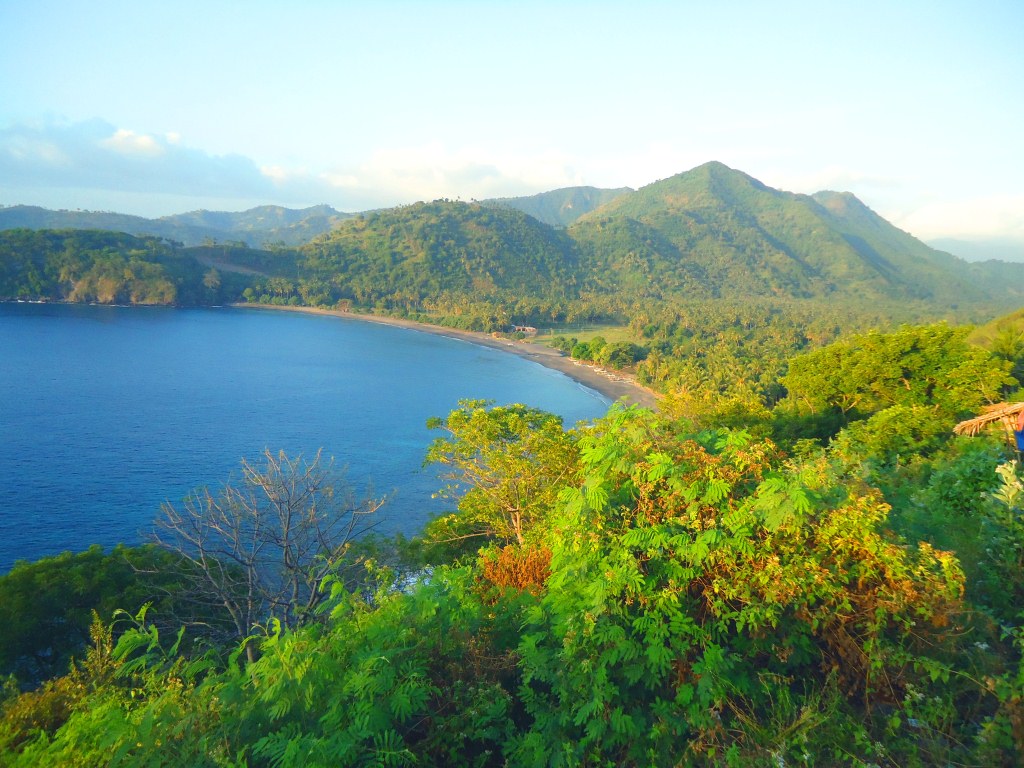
0, 304, 609, 571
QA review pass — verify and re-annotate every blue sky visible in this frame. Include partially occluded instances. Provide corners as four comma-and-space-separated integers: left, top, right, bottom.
1, 0, 1021, 248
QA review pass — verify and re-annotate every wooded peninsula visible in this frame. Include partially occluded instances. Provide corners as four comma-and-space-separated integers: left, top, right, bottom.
2, 163, 1024, 766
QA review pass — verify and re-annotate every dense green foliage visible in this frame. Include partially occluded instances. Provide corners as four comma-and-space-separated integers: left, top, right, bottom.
550, 333, 649, 370
424, 401, 580, 549
781, 324, 1013, 421
512, 408, 966, 765
296, 201, 580, 312
0, 545, 209, 686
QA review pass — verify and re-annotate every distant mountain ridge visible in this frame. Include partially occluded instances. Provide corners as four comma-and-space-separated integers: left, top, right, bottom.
0, 185, 635, 248
0, 185, 633, 245
0, 204, 352, 248
928, 236, 1024, 263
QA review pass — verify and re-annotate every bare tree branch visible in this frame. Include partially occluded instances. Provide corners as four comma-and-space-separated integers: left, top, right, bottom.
153, 449, 385, 658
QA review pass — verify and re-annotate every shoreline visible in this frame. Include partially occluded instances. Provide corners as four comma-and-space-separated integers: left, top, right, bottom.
236, 304, 661, 409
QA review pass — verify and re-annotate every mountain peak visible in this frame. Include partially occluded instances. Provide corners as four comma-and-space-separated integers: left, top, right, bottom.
812, 190, 872, 216
569, 162, 995, 305
693, 160, 736, 174
644, 161, 771, 199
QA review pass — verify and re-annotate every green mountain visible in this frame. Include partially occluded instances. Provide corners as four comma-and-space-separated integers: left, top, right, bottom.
0, 204, 351, 248
570, 161, 1017, 305
482, 186, 632, 227
282, 165, 1022, 323
0, 205, 172, 238
298, 200, 580, 305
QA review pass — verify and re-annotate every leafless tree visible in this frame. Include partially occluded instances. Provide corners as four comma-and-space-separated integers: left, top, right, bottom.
153, 449, 384, 661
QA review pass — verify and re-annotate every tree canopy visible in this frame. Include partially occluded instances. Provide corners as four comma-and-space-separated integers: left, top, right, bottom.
781, 323, 1014, 420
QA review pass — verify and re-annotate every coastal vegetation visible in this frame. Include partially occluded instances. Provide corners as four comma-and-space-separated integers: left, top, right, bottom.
4, 163, 1024, 763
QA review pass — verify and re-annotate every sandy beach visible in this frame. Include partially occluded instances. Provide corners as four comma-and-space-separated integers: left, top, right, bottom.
238, 304, 661, 409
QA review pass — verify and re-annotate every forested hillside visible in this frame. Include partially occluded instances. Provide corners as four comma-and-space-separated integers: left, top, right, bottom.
276, 200, 590, 329
300, 201, 580, 303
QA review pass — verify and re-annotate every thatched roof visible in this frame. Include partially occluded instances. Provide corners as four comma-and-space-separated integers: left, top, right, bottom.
953, 401, 1024, 437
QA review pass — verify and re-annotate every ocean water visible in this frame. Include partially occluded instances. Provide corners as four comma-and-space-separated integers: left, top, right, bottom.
0, 304, 609, 571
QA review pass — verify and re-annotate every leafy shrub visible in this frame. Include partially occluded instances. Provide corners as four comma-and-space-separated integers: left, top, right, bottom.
513, 405, 965, 765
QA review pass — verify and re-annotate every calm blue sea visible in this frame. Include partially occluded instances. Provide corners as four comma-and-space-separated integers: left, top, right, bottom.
0, 304, 609, 571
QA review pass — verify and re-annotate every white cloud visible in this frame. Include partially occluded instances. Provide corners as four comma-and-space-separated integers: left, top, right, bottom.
1, 120, 599, 214
320, 172, 359, 189
259, 165, 292, 182
0, 118, 313, 213
323, 142, 585, 202
101, 128, 165, 157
